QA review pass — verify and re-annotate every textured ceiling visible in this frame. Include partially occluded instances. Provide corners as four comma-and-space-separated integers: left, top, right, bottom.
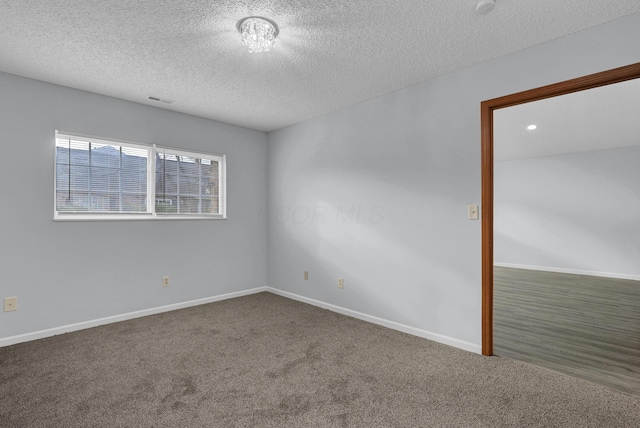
1, 1, 640, 132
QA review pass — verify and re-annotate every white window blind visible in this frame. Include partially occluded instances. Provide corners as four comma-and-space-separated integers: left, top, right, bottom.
155, 149, 221, 215
55, 135, 149, 213
54, 132, 226, 220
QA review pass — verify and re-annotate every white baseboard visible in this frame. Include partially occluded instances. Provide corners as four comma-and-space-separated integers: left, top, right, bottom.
0, 287, 267, 348
266, 287, 482, 355
2, 286, 483, 355
494, 262, 640, 281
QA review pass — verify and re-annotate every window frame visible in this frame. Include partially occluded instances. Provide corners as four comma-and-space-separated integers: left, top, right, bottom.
54, 131, 226, 221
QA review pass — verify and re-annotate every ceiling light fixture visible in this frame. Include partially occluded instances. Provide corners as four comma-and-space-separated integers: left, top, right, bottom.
527, 124, 537, 130
238, 17, 279, 53
476, 0, 496, 15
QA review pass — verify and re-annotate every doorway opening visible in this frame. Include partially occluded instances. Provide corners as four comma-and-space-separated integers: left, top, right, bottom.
481, 63, 640, 369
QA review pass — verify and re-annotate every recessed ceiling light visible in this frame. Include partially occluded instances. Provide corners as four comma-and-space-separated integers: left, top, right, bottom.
527, 124, 537, 130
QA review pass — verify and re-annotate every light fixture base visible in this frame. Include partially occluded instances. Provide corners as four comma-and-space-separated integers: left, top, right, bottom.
476, 0, 496, 15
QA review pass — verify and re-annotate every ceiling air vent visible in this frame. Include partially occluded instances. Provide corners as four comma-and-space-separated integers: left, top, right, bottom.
147, 96, 173, 104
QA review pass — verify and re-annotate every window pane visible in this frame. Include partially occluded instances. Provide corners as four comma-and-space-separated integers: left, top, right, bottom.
179, 175, 199, 196
88, 193, 112, 211
154, 149, 221, 215
156, 197, 177, 213
178, 196, 200, 213
69, 140, 89, 165
70, 166, 89, 191
90, 167, 120, 193
56, 164, 69, 190
56, 191, 83, 211
122, 194, 147, 212
212, 197, 220, 214
91, 144, 120, 168
57, 191, 89, 211
201, 180, 215, 196
200, 197, 218, 214
162, 154, 178, 174
122, 146, 147, 158
161, 174, 178, 195
55, 134, 149, 213
55, 146, 69, 165
200, 160, 217, 176
179, 156, 198, 175
122, 168, 146, 193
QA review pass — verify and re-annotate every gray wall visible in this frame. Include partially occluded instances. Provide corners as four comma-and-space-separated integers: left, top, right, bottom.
0, 72, 268, 339
3, 12, 639, 350
494, 146, 640, 277
267, 12, 640, 349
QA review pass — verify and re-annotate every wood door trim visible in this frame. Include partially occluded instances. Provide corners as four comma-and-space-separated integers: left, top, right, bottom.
481, 62, 640, 356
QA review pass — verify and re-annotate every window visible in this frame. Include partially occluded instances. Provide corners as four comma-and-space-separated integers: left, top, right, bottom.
155, 149, 220, 215
54, 132, 226, 220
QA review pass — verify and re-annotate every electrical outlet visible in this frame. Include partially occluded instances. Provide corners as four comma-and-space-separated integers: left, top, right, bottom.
304, 271, 309, 280
338, 277, 344, 289
162, 276, 170, 287
4, 297, 17, 312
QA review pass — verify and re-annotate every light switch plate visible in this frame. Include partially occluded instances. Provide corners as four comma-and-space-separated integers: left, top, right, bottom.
468, 204, 479, 220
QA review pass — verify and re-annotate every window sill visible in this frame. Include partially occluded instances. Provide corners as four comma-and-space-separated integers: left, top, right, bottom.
53, 213, 226, 222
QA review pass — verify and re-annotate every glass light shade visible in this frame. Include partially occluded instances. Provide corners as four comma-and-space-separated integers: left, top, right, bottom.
239, 17, 278, 53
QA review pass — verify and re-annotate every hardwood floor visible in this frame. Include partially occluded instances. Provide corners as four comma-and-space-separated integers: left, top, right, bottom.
494, 266, 640, 396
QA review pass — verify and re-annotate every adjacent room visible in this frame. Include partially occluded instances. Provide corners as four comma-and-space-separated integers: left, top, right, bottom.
492, 79, 640, 396
1, 1, 639, 426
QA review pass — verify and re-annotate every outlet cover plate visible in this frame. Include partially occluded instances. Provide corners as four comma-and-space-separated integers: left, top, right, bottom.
4, 297, 17, 312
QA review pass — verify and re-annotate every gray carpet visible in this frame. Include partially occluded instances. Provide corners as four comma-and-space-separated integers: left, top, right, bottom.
1, 292, 639, 427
